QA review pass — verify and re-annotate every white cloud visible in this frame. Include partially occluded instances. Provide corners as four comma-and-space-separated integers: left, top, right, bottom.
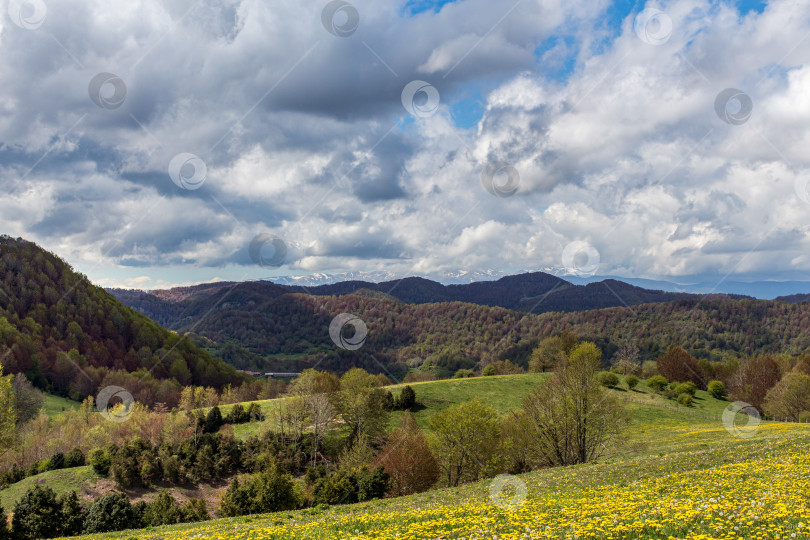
1, 0, 810, 286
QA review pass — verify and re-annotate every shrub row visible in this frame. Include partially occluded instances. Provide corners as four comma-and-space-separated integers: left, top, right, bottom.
0, 485, 208, 539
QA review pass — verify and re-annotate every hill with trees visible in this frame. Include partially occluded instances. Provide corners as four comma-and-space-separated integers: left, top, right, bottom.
112, 276, 810, 378
0, 236, 245, 405
113, 272, 709, 319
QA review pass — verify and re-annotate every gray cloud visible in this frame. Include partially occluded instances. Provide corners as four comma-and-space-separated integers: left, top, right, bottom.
2, 0, 810, 288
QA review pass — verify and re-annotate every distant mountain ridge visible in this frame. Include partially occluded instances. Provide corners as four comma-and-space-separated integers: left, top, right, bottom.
268, 270, 810, 299
114, 272, 740, 317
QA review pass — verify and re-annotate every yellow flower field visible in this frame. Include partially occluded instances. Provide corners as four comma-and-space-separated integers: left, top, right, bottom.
70, 422, 810, 540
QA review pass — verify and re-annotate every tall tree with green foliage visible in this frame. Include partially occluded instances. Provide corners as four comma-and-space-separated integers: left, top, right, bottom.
427, 399, 500, 486
336, 368, 390, 442
528, 336, 568, 373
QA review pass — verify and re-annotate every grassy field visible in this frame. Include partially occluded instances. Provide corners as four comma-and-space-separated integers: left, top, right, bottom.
219, 373, 550, 439
42, 393, 81, 418
0, 466, 100, 510
47, 373, 810, 539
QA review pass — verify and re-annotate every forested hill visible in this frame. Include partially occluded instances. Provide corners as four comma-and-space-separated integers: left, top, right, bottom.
113, 275, 810, 378
113, 272, 711, 316
0, 236, 244, 403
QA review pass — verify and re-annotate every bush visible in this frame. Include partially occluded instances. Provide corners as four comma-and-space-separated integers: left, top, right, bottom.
218, 464, 300, 517
674, 382, 697, 396
357, 466, 390, 502
799, 411, 810, 423
48, 452, 65, 470
247, 402, 265, 421
110, 444, 143, 489
597, 372, 620, 388
646, 375, 669, 392
313, 470, 358, 505
11, 485, 63, 539
0, 504, 9, 540
453, 369, 475, 379
482, 364, 496, 376
82, 493, 142, 534
677, 393, 694, 407
218, 478, 251, 517
204, 406, 223, 433
708, 380, 727, 400
224, 404, 250, 424
625, 375, 640, 390
395, 386, 416, 410
142, 492, 182, 527
64, 448, 85, 468
88, 448, 111, 476
60, 491, 86, 536
181, 498, 209, 522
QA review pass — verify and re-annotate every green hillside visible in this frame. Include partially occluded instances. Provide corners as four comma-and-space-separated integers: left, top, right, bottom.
59, 373, 810, 539
0, 236, 246, 408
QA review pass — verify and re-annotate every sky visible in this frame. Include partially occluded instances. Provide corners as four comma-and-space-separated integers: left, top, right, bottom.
1, 0, 809, 290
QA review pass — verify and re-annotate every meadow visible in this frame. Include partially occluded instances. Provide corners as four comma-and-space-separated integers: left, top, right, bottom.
46, 373, 810, 540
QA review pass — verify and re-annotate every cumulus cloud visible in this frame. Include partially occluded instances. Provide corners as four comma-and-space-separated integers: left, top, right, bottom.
1, 0, 809, 287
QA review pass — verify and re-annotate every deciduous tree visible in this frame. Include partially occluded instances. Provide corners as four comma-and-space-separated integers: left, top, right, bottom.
522, 342, 629, 466
427, 399, 499, 486
375, 414, 439, 496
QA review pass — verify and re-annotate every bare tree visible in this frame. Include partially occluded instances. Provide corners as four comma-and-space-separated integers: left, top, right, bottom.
12, 373, 44, 424
306, 393, 336, 465
613, 342, 641, 375
523, 342, 629, 466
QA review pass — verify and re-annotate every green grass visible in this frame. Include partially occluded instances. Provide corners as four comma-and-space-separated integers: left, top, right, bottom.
0, 466, 100, 510
41, 393, 81, 418
61, 374, 810, 540
9, 373, 787, 539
